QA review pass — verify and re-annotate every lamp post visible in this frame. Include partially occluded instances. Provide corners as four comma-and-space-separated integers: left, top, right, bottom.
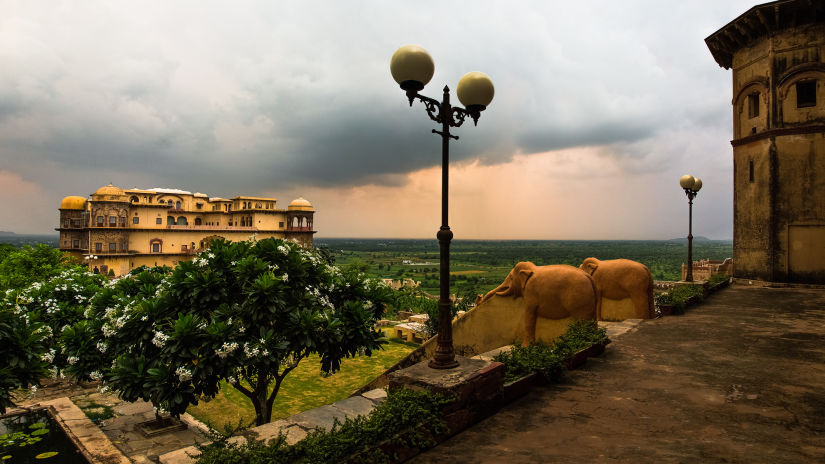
679, 175, 703, 282
390, 45, 494, 369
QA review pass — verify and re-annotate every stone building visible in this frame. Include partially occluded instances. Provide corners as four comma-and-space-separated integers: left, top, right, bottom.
706, 0, 825, 283
57, 184, 315, 276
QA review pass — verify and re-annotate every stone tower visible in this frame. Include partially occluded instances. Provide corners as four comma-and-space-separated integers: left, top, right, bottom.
706, 0, 825, 284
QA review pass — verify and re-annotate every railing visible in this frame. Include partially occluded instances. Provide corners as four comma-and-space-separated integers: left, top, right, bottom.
286, 226, 314, 231
166, 225, 257, 231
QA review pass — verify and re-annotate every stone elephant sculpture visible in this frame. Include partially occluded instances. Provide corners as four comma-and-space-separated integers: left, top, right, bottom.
579, 257, 654, 319
480, 262, 597, 346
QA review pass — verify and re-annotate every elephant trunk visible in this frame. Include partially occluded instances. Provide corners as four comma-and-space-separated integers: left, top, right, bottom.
480, 280, 513, 303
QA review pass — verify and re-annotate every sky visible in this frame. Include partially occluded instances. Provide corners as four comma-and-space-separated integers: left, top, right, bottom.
0, 0, 756, 239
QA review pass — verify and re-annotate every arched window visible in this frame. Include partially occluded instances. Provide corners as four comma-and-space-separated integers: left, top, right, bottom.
194, 218, 202, 225
176, 201, 181, 210
167, 216, 174, 225
150, 239, 162, 253
130, 196, 139, 203
176, 216, 188, 225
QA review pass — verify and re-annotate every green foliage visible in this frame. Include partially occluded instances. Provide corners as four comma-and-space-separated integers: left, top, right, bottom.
0, 310, 49, 413
655, 284, 705, 314
0, 245, 80, 292
707, 273, 730, 287
97, 238, 394, 425
494, 320, 607, 382
195, 388, 453, 464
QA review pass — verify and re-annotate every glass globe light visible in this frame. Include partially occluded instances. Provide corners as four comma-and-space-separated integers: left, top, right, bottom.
456, 71, 494, 111
390, 45, 434, 92
692, 178, 702, 192
679, 174, 695, 190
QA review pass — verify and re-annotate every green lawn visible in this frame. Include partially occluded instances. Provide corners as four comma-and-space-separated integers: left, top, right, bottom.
187, 340, 416, 430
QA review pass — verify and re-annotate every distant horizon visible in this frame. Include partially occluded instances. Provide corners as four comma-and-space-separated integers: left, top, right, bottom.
0, 230, 732, 242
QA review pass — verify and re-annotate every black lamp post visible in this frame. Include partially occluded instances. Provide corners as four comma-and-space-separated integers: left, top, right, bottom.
679, 174, 703, 282
390, 45, 494, 369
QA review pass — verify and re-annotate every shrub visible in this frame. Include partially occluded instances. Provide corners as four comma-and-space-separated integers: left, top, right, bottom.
195, 388, 453, 464
493, 320, 607, 382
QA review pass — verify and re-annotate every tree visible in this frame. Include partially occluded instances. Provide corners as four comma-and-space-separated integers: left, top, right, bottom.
104, 238, 394, 425
0, 244, 80, 292
0, 309, 49, 413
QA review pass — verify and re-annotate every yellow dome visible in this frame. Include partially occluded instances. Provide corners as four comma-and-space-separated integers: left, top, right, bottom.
60, 196, 87, 210
288, 197, 313, 211
94, 183, 124, 196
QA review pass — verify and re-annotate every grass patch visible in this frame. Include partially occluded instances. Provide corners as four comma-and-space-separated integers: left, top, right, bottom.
74, 398, 115, 422
187, 340, 417, 430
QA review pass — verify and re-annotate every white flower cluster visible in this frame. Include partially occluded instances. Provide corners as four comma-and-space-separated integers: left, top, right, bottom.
243, 343, 260, 359
96, 341, 106, 353
281, 273, 289, 283
67, 356, 79, 365
277, 245, 290, 256
152, 331, 169, 347
89, 371, 103, 381
192, 257, 209, 267
216, 341, 238, 359
176, 366, 192, 382
41, 349, 56, 363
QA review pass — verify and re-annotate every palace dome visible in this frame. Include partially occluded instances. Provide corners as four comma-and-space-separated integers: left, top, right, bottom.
288, 197, 313, 211
93, 183, 125, 197
60, 196, 87, 210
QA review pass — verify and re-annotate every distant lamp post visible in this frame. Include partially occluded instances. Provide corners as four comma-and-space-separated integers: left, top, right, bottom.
390, 45, 494, 369
679, 174, 703, 282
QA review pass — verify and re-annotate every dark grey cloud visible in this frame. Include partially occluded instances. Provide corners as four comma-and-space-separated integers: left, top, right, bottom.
0, 0, 755, 234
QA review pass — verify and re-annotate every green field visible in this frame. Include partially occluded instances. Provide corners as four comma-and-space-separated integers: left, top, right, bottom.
317, 238, 733, 295
186, 338, 416, 430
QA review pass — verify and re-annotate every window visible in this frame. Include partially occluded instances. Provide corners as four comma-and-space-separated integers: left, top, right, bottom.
121, 242, 128, 251
167, 216, 174, 225
176, 201, 181, 209
749, 160, 754, 183
256, 202, 262, 208
176, 216, 188, 225
196, 203, 203, 209
133, 217, 139, 224
150, 239, 162, 253
747, 92, 759, 118
109, 242, 116, 252
72, 240, 79, 248
95, 242, 102, 252
119, 216, 126, 226
797, 80, 816, 108
109, 216, 117, 226
279, 221, 284, 228
97, 216, 104, 226
195, 218, 202, 225
63, 219, 70, 227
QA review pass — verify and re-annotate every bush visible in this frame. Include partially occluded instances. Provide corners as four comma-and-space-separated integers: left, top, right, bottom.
195, 388, 453, 464
655, 284, 704, 314
493, 320, 607, 382
707, 273, 730, 288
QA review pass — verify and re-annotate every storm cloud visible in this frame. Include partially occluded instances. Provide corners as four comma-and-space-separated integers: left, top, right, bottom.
0, 0, 753, 236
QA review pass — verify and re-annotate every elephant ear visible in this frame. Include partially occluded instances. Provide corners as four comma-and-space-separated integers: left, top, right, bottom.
582, 258, 599, 275
518, 268, 534, 286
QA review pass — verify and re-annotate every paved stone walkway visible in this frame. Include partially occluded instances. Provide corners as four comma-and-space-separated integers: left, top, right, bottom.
413, 285, 825, 463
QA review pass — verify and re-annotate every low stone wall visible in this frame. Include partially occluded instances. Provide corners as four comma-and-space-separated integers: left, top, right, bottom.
354, 295, 575, 395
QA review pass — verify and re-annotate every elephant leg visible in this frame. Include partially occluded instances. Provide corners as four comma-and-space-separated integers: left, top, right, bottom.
523, 305, 538, 346
631, 293, 650, 319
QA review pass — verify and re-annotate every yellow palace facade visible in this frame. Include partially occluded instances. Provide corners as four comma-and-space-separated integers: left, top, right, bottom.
57, 184, 315, 276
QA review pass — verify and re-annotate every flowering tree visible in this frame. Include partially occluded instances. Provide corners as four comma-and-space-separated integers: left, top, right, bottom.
83, 239, 393, 426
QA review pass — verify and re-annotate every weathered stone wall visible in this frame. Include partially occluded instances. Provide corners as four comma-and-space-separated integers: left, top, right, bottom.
726, 21, 825, 283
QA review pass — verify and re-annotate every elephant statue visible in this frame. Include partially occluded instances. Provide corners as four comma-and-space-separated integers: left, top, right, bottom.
579, 257, 654, 319
480, 262, 597, 346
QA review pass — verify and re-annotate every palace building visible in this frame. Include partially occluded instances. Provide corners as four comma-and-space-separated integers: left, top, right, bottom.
57, 184, 315, 276
706, 0, 825, 284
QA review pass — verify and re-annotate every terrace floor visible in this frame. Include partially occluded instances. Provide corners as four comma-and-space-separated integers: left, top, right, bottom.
413, 285, 825, 463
